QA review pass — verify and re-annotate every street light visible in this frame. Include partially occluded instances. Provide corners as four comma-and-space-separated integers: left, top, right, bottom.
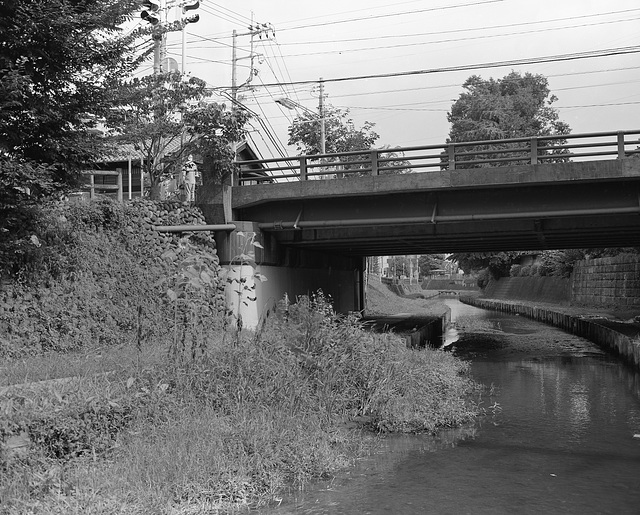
275, 94, 326, 154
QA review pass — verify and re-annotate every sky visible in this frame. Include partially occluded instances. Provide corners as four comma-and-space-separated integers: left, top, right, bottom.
135, 0, 640, 160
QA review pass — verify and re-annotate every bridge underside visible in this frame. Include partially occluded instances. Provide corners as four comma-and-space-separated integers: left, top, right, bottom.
261, 212, 640, 255
231, 160, 640, 256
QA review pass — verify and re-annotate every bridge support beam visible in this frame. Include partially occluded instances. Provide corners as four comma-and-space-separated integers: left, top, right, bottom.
215, 221, 364, 329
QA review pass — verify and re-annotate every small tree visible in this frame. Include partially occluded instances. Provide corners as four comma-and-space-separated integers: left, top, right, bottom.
105, 72, 250, 198
418, 254, 446, 277
287, 105, 410, 176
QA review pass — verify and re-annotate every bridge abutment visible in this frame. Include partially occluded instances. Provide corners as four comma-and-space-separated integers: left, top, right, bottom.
215, 221, 364, 329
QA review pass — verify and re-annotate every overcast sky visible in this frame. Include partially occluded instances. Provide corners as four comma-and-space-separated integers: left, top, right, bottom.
141, 0, 640, 159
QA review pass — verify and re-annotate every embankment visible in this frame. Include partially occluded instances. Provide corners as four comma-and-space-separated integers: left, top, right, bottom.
463, 256, 640, 369
460, 297, 640, 369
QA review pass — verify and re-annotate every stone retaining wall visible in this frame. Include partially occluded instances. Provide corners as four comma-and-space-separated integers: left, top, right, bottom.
573, 254, 640, 307
483, 276, 570, 304
460, 297, 640, 370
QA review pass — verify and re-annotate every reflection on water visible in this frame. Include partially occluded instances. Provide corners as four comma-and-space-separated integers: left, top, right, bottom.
263, 300, 640, 515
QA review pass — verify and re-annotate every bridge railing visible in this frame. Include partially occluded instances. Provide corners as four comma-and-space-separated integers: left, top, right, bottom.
236, 129, 640, 185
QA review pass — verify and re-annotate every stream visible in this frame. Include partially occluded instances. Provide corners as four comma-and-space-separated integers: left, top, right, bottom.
261, 299, 640, 514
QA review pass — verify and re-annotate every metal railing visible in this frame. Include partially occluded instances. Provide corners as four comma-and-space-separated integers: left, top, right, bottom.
235, 129, 640, 185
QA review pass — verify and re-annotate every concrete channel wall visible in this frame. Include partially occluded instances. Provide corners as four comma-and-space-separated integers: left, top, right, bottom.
459, 297, 640, 370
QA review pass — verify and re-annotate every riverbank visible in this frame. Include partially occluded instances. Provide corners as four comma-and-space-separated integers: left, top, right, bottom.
1, 297, 480, 514
460, 296, 640, 369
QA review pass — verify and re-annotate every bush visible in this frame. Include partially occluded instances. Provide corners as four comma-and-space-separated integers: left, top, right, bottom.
537, 263, 550, 276
519, 265, 532, 276
0, 198, 224, 358
509, 264, 522, 277
1, 293, 480, 513
476, 268, 492, 289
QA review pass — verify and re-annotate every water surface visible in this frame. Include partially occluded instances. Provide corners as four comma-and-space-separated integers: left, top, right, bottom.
262, 300, 640, 514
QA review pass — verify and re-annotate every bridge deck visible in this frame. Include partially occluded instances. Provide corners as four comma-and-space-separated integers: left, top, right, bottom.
229, 131, 640, 255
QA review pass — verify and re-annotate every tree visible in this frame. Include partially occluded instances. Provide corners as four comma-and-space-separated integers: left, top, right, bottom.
418, 254, 446, 277
445, 72, 573, 278
288, 105, 377, 156
287, 104, 410, 176
0, 0, 143, 275
448, 251, 526, 278
105, 72, 250, 198
447, 71, 571, 168
0, 0, 143, 193
366, 256, 381, 275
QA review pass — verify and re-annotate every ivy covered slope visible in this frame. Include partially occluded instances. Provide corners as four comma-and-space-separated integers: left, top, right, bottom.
0, 197, 224, 359
0, 199, 481, 514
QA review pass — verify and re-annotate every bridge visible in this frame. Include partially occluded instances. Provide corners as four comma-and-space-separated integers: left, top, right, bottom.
197, 129, 640, 326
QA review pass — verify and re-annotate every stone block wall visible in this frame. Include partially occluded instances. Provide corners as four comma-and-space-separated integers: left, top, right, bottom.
572, 254, 640, 307
483, 276, 571, 304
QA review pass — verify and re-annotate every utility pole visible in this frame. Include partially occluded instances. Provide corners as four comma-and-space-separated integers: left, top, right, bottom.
231, 29, 238, 102
231, 19, 275, 103
318, 78, 326, 154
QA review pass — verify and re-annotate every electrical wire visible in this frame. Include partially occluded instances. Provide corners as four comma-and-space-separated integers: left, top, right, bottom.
246, 45, 640, 88
274, 17, 640, 58
197, 2, 251, 28
206, 2, 254, 25
277, 8, 640, 46
275, 0, 505, 32
246, 68, 640, 104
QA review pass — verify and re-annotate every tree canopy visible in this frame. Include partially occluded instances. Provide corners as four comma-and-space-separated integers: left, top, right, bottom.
104, 72, 249, 198
288, 105, 378, 156
0, 0, 143, 207
448, 251, 526, 277
287, 104, 410, 176
447, 71, 571, 168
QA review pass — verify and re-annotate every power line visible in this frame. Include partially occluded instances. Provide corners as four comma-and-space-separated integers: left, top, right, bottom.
202, 2, 253, 25
556, 101, 640, 109
276, 0, 505, 32
244, 45, 640, 89
197, 3, 250, 27
274, 17, 640, 58
246, 66, 640, 102
277, 8, 640, 46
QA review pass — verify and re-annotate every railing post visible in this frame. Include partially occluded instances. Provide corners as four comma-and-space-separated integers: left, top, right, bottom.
447, 144, 456, 170
617, 131, 626, 159
116, 169, 123, 203
371, 150, 379, 176
300, 157, 307, 181
530, 137, 538, 164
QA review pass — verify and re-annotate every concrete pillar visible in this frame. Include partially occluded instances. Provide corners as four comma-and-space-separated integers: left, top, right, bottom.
215, 221, 364, 329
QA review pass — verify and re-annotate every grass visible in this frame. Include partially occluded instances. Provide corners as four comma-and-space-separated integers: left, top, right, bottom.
1, 292, 480, 514
1, 201, 480, 513
365, 275, 448, 316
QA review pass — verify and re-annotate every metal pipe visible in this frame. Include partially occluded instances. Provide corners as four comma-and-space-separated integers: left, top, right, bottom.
258, 206, 640, 230
152, 223, 237, 232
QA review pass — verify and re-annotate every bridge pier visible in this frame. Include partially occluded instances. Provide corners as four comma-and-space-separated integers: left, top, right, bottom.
215, 221, 364, 329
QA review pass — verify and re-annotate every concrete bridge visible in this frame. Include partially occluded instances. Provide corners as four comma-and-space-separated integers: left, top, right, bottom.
197, 129, 640, 327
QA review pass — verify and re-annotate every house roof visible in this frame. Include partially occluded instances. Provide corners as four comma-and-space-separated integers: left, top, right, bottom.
101, 138, 263, 166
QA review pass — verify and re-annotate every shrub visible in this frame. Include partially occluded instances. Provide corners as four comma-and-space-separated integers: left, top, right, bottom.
0, 198, 224, 358
476, 268, 492, 289
509, 264, 522, 277
537, 263, 550, 276
1, 292, 480, 513
519, 265, 532, 276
